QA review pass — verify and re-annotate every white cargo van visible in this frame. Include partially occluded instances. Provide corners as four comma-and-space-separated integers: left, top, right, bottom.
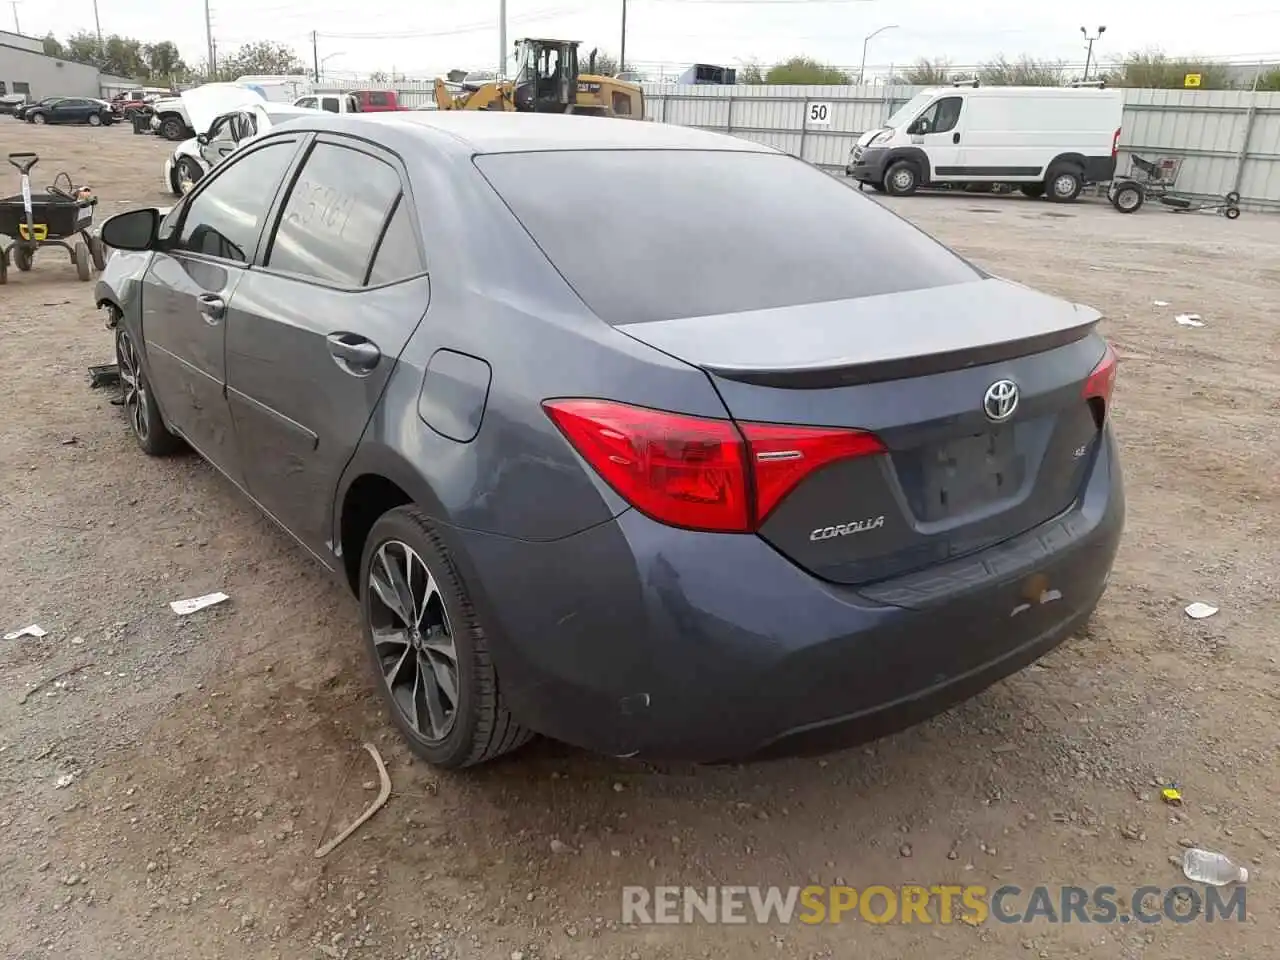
846, 85, 1124, 201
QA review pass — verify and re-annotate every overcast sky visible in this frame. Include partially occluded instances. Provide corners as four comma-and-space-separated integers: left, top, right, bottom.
12, 0, 1280, 79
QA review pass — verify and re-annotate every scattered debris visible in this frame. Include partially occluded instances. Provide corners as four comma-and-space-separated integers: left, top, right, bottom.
1174, 314, 1204, 328
1161, 787, 1184, 806
1182, 848, 1248, 886
18, 662, 95, 705
1153, 300, 1170, 307
550, 838, 570, 854
1185, 602, 1219, 619
169, 592, 230, 616
899, 843, 913, 858
4, 624, 47, 640
54, 774, 75, 789
313, 743, 392, 858
1120, 824, 1146, 842
60, 436, 79, 446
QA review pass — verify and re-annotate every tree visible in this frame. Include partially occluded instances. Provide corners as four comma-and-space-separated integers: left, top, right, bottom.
101, 34, 147, 77
979, 55, 1065, 86
903, 58, 952, 84
1257, 66, 1280, 92
764, 56, 849, 85
42, 33, 64, 58
144, 41, 186, 85
1103, 51, 1235, 89
215, 41, 308, 80
64, 31, 105, 68
737, 59, 766, 84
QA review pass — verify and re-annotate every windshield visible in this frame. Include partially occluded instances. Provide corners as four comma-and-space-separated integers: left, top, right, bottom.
476, 150, 977, 325
884, 92, 934, 129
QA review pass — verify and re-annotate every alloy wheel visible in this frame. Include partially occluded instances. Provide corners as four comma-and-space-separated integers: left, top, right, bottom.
117, 330, 150, 442
367, 539, 460, 743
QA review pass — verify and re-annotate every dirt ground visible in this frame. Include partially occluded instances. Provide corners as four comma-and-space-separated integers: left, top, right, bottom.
1, 123, 1277, 960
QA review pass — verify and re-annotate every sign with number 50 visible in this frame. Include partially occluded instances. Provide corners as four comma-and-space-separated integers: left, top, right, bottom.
806, 102, 832, 126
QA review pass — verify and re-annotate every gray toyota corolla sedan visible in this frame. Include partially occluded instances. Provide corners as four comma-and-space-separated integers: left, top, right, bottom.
95, 111, 1124, 769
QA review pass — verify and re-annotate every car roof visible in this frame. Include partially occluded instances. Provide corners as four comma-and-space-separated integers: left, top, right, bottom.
269, 111, 776, 156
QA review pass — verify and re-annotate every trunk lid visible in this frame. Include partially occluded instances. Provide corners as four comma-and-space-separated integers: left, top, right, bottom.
617, 277, 1107, 586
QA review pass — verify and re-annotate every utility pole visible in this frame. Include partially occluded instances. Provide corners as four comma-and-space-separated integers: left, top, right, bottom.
312, 30, 320, 82
619, 0, 627, 72
1081, 25, 1106, 81
9, 1, 20, 34
858, 24, 897, 84
204, 0, 215, 76
498, 0, 506, 77
92, 0, 101, 41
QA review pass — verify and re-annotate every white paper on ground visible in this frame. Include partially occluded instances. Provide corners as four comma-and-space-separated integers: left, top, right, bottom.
1175, 314, 1204, 327
1153, 300, 1170, 307
1185, 602, 1219, 619
4, 624, 47, 640
170, 592, 230, 615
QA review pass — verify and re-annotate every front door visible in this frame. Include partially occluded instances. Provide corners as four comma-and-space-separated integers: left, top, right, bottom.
51, 99, 88, 123
225, 135, 429, 554
140, 138, 301, 486
908, 95, 965, 180
199, 114, 240, 168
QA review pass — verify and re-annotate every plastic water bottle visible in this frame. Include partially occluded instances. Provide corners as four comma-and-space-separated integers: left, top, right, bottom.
1182, 848, 1249, 886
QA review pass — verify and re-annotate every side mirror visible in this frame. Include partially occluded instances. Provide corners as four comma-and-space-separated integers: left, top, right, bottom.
910, 118, 931, 135
196, 133, 209, 145
101, 208, 161, 252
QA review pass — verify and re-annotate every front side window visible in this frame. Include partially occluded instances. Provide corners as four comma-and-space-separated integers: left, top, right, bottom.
296, 96, 316, 109
176, 141, 296, 263
266, 142, 404, 286
914, 96, 963, 135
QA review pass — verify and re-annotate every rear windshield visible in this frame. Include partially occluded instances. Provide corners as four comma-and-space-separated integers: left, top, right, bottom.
475, 149, 979, 325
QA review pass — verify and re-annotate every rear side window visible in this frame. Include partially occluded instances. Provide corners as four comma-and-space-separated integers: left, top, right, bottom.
367, 199, 425, 285
476, 150, 979, 325
266, 142, 404, 286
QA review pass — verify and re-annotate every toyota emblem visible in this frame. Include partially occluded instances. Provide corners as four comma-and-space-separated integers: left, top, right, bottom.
983, 379, 1019, 422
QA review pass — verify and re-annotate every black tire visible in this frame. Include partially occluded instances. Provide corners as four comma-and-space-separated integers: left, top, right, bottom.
160, 116, 186, 141
1225, 191, 1240, 205
89, 234, 107, 271
1110, 183, 1144, 214
884, 160, 919, 197
15, 246, 33, 271
74, 241, 91, 281
87, 113, 102, 126
31, 112, 46, 124
1019, 184, 1045, 198
0, 249, 7, 285
359, 506, 533, 769
1046, 166, 1084, 203
115, 324, 183, 455
1225, 206, 1241, 220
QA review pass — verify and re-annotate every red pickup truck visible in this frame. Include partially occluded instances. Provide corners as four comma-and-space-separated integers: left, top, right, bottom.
351, 90, 408, 112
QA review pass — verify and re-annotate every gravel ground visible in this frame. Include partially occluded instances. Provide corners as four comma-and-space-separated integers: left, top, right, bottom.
1, 123, 1277, 960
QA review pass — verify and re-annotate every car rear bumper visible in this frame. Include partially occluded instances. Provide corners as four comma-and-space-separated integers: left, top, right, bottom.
453, 429, 1124, 762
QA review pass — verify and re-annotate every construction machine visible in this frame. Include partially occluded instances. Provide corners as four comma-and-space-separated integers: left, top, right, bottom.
433, 38, 644, 119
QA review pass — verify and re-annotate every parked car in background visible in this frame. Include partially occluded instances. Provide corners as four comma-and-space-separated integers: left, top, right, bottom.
293, 92, 361, 113
0, 93, 29, 115
113, 88, 169, 116
151, 82, 270, 141
13, 96, 62, 120
352, 89, 407, 111
96, 112, 1124, 770
25, 97, 116, 126
164, 97, 314, 195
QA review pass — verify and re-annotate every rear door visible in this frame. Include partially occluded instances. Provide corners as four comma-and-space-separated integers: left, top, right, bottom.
225, 134, 430, 554
52, 98, 87, 123
140, 138, 303, 485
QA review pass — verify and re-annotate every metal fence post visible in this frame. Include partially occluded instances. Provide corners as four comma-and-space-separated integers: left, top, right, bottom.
1231, 85, 1260, 197
798, 98, 809, 162
660, 94, 667, 123
726, 94, 734, 136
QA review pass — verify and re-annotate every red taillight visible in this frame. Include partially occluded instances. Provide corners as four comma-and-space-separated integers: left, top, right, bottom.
543, 399, 884, 533
1083, 341, 1118, 424
1112, 127, 1121, 158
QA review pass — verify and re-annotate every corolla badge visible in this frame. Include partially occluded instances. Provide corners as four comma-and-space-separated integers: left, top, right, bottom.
809, 516, 886, 541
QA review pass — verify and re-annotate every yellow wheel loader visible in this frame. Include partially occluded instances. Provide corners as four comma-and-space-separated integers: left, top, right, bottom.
433, 39, 645, 119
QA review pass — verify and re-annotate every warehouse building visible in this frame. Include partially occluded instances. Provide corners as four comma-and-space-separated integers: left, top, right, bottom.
0, 29, 135, 101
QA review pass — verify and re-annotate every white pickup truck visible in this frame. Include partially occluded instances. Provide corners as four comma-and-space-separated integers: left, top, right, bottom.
293, 92, 361, 113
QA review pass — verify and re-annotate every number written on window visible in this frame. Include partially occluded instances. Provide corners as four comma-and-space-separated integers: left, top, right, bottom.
807, 102, 832, 126
267, 142, 404, 286
177, 141, 296, 264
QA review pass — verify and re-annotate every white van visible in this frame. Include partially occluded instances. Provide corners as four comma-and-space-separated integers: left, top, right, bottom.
846, 85, 1124, 201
